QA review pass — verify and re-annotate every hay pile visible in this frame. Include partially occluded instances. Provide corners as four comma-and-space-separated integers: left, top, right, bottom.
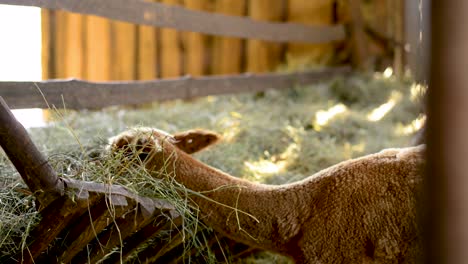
0, 73, 425, 262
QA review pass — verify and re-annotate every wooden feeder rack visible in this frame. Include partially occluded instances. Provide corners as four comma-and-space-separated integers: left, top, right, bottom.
0, 97, 255, 263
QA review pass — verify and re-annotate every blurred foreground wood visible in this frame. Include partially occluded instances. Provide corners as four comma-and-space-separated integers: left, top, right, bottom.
427, 1, 468, 263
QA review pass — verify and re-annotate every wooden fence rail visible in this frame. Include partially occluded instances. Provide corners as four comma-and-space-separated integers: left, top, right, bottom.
2, 0, 345, 44
0, 67, 350, 109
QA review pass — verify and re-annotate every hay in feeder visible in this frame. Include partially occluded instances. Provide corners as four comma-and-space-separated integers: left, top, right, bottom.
0, 73, 425, 262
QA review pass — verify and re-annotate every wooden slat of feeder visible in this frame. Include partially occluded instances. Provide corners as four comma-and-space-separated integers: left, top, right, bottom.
82, 201, 167, 263
107, 216, 184, 263
0, 96, 63, 209
18, 189, 97, 263
54, 194, 130, 263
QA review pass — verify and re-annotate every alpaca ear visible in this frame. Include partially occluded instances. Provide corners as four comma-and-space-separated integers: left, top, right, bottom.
173, 130, 220, 154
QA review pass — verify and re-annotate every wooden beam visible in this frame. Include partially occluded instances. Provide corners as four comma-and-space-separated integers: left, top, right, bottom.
287, 0, 335, 68
246, 0, 283, 73
2, 0, 345, 44
111, 20, 137, 80
427, 1, 468, 263
0, 67, 351, 109
183, 0, 210, 76
0, 97, 63, 209
85, 15, 112, 81
212, 0, 246, 75
137, 0, 158, 80
160, 0, 183, 78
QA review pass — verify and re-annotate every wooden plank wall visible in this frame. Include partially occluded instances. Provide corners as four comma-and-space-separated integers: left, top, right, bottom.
41, 0, 399, 81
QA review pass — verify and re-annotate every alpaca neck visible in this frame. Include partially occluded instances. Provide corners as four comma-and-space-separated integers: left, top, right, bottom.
171, 151, 312, 250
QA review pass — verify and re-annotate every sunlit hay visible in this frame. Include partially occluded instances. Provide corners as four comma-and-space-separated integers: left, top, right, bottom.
0, 156, 40, 260
0, 73, 424, 263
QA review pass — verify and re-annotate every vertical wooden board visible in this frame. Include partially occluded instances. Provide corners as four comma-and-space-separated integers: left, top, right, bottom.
183, 0, 210, 77
246, 0, 283, 73
393, 0, 404, 76
54, 10, 68, 78
65, 13, 85, 78
212, 0, 246, 75
137, 1, 158, 80
160, 0, 183, 78
85, 15, 112, 81
287, 0, 335, 68
348, 0, 369, 69
41, 9, 52, 80
111, 21, 137, 80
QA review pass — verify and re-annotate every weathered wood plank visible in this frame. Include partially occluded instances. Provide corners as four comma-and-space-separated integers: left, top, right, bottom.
86, 15, 112, 81
184, 0, 210, 76
16, 190, 93, 263
41, 9, 52, 80
0, 97, 63, 208
212, 0, 246, 75
160, 0, 183, 78
107, 216, 183, 263
111, 21, 137, 80
348, 0, 369, 69
2, 0, 345, 44
287, 0, 335, 68
0, 67, 351, 110
246, 0, 283, 73
54, 194, 129, 263
137, 0, 158, 80
65, 12, 85, 78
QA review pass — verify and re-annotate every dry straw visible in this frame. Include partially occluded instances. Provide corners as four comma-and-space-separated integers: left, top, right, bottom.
0, 73, 425, 262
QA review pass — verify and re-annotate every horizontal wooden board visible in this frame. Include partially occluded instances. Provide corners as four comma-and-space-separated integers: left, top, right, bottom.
0, 67, 351, 110
2, 0, 345, 44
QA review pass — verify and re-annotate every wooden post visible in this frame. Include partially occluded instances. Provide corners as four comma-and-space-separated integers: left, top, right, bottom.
137, 0, 158, 80
183, 0, 210, 77
393, 0, 404, 76
111, 21, 137, 80
212, 0, 246, 75
246, 0, 283, 73
65, 13, 85, 78
41, 9, 52, 80
0, 97, 63, 209
85, 15, 112, 81
287, 0, 335, 69
427, 1, 468, 263
54, 10, 68, 78
160, 0, 183, 78
347, 0, 368, 70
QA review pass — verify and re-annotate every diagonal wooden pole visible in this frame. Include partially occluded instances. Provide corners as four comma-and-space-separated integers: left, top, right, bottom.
0, 97, 63, 209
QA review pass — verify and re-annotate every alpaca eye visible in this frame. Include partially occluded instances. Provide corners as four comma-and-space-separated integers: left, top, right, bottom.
138, 151, 150, 161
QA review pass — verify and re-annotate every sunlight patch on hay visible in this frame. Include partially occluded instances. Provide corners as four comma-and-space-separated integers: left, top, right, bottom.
367, 91, 403, 122
396, 115, 426, 136
313, 103, 347, 131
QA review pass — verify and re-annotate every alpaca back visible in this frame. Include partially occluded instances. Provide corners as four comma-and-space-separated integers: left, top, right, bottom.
293, 146, 424, 263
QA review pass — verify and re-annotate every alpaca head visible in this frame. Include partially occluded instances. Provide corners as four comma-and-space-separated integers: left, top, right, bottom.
107, 127, 220, 170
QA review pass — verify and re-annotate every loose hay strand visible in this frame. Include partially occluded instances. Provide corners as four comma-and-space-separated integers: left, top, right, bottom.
0, 74, 425, 263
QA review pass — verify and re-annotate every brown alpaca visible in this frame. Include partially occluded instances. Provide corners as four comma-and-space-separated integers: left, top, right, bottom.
108, 128, 424, 263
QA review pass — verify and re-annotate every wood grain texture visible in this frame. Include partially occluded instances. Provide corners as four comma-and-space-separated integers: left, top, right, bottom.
160, 0, 182, 78
0, 67, 351, 110
183, 0, 210, 76
111, 20, 137, 80
0, 97, 63, 208
246, 0, 283, 73
5, 0, 345, 44
287, 0, 336, 68
212, 0, 246, 74
86, 15, 112, 81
